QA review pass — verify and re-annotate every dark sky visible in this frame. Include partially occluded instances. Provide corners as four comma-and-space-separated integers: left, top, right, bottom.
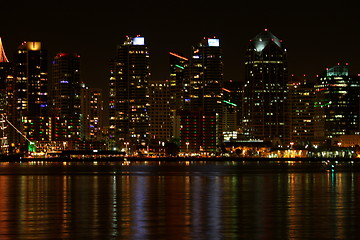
2, 1, 359, 89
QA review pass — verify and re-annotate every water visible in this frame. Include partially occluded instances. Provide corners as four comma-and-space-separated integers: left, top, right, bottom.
0, 160, 359, 239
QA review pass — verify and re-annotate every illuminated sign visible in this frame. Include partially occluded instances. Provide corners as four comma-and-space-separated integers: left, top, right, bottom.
208, 39, 219, 47
133, 37, 144, 45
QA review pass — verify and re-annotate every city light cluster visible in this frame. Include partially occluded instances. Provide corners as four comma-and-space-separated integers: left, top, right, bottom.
0, 30, 360, 159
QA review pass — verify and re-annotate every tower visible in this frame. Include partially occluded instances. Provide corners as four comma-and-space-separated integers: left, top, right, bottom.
80, 86, 104, 142
242, 29, 289, 145
50, 52, 82, 145
179, 37, 223, 153
314, 64, 360, 142
288, 75, 315, 146
0, 37, 11, 153
11, 41, 50, 152
149, 80, 171, 143
169, 52, 189, 140
109, 35, 150, 154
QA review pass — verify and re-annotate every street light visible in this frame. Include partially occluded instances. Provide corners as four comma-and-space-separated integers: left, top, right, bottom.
186, 142, 189, 153
125, 142, 129, 155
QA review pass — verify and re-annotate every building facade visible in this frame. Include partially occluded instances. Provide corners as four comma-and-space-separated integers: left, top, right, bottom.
242, 29, 289, 146
179, 37, 224, 153
149, 80, 171, 143
109, 36, 150, 154
314, 64, 360, 142
0, 37, 11, 153
169, 52, 189, 140
288, 75, 315, 146
9, 41, 50, 152
80, 86, 104, 141
50, 52, 82, 144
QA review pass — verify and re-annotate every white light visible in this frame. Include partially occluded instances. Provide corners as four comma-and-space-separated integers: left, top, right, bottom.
208, 39, 219, 47
133, 37, 144, 45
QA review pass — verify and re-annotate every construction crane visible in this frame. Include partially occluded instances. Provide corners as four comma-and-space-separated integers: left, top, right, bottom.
1, 114, 36, 153
0, 114, 8, 154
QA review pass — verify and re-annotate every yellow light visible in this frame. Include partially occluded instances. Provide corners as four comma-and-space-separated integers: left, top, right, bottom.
26, 42, 41, 51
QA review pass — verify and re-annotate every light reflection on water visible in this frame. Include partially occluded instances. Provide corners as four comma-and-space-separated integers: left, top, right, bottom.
0, 161, 359, 239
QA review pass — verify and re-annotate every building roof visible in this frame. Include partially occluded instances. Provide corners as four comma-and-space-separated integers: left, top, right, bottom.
251, 29, 282, 52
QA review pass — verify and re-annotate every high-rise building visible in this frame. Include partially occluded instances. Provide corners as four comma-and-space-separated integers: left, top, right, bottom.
80, 86, 104, 141
314, 64, 360, 141
288, 75, 315, 146
109, 35, 150, 154
0, 37, 11, 153
169, 52, 188, 112
50, 52, 82, 143
10, 41, 50, 152
169, 52, 189, 140
242, 29, 289, 145
222, 80, 242, 141
149, 80, 171, 142
179, 37, 223, 153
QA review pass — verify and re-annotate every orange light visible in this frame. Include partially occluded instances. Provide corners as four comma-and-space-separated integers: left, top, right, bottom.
169, 52, 188, 61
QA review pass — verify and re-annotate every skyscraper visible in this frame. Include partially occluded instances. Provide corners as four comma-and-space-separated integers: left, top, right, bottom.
10, 41, 49, 152
80, 86, 104, 141
169, 52, 189, 140
242, 29, 289, 145
222, 80, 241, 141
288, 75, 315, 146
50, 52, 82, 143
149, 80, 171, 142
109, 35, 150, 154
179, 37, 223, 153
314, 64, 360, 141
0, 37, 11, 153
0, 37, 10, 115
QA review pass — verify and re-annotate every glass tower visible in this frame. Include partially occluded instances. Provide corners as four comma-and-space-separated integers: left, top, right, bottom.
179, 37, 223, 153
50, 52, 82, 143
11, 41, 50, 152
242, 29, 289, 145
109, 36, 150, 154
314, 64, 360, 141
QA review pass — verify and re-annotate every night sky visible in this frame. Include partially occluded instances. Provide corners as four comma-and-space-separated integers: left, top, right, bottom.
2, 1, 359, 89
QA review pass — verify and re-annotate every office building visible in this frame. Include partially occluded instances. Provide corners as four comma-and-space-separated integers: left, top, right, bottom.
314, 64, 360, 141
179, 37, 223, 153
0, 37, 11, 153
222, 80, 242, 141
149, 80, 171, 142
288, 75, 315, 146
80, 87, 104, 141
50, 52, 82, 143
10, 41, 50, 152
109, 35, 150, 154
242, 29, 289, 145
169, 51, 189, 139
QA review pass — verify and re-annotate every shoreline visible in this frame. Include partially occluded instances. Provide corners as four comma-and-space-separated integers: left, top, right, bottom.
1, 155, 359, 162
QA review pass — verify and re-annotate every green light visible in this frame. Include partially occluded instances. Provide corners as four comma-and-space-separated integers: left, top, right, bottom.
175, 64, 184, 69
28, 142, 36, 153
223, 100, 237, 107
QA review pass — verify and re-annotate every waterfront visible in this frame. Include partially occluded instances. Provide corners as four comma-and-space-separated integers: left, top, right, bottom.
0, 160, 359, 239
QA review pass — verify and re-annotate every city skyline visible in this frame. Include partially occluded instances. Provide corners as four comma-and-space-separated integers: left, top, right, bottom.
1, 33, 360, 158
2, 1, 360, 90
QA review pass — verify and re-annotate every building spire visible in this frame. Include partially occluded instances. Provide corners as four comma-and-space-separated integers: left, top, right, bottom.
0, 37, 9, 63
